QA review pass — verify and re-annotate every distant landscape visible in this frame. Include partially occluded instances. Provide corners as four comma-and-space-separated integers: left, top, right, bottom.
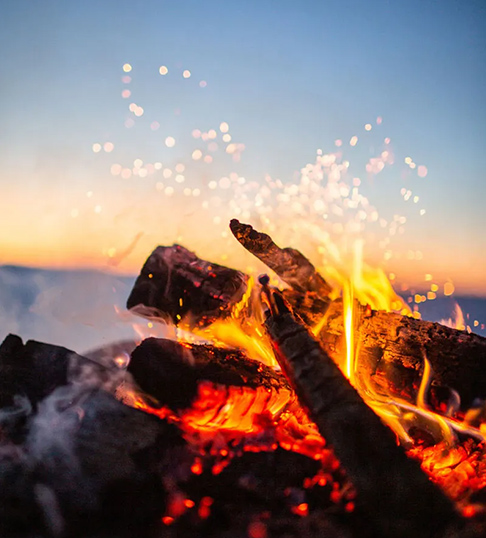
1, 265, 485, 357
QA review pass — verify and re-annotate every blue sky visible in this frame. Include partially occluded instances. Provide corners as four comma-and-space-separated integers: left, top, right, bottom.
0, 0, 485, 292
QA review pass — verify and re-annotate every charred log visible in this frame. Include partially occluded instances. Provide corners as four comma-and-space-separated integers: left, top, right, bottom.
319, 301, 486, 408
229, 219, 332, 298
264, 293, 463, 538
0, 334, 114, 408
126, 244, 249, 327
0, 387, 185, 538
129, 338, 290, 411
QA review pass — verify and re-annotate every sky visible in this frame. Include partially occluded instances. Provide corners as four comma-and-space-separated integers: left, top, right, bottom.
0, 0, 485, 294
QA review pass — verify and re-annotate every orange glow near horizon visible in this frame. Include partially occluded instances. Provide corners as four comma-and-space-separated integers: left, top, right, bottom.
1, 189, 485, 296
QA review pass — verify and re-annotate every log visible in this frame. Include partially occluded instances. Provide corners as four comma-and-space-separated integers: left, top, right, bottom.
128, 338, 291, 410
264, 292, 464, 538
0, 334, 116, 408
128, 338, 309, 437
0, 387, 185, 538
126, 244, 249, 327
127, 229, 486, 409
319, 300, 486, 408
229, 219, 332, 297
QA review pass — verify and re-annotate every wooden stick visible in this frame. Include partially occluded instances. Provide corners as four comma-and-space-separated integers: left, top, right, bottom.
264, 292, 463, 538
229, 219, 332, 297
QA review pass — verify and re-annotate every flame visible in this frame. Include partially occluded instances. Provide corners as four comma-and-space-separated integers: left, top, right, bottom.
314, 238, 484, 451
123, 232, 486, 515
180, 277, 278, 368
343, 281, 354, 381
440, 302, 466, 331
191, 318, 276, 368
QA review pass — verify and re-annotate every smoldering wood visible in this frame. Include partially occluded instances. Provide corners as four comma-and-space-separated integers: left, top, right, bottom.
0, 334, 120, 408
318, 300, 486, 408
177, 447, 359, 538
0, 387, 186, 538
128, 337, 290, 410
264, 295, 463, 538
229, 219, 332, 298
126, 244, 249, 327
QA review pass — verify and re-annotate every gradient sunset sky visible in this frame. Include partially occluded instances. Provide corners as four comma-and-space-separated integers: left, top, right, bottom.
0, 0, 485, 294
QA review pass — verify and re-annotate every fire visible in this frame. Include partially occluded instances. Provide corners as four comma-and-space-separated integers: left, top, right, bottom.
330, 245, 485, 447
122, 227, 485, 518
180, 276, 278, 367
440, 302, 466, 331
343, 282, 354, 380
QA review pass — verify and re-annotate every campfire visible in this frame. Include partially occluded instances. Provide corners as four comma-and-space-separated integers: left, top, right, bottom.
1, 220, 485, 538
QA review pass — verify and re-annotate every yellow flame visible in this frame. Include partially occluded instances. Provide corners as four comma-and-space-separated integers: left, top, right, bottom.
192, 318, 276, 367
343, 282, 354, 381
179, 277, 277, 367
315, 238, 483, 448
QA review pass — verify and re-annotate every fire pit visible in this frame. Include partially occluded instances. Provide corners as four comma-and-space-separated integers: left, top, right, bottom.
1, 221, 485, 538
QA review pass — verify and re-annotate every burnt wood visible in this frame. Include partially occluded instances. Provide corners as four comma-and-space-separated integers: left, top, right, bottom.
126, 244, 249, 327
0, 334, 112, 408
128, 337, 291, 410
226, 221, 486, 406
319, 300, 486, 408
0, 387, 184, 538
230, 219, 332, 298
264, 293, 463, 538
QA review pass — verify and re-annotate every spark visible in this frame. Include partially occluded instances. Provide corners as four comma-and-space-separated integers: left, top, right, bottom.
159, 65, 168, 75
417, 165, 428, 178
110, 164, 122, 176
444, 282, 455, 296
165, 136, 176, 148
122, 63, 132, 72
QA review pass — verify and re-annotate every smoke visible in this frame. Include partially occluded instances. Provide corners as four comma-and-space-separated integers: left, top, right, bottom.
0, 265, 139, 353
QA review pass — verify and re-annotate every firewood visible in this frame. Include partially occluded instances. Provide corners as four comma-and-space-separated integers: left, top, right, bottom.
0, 387, 184, 538
264, 291, 464, 538
127, 232, 486, 409
128, 338, 291, 411
126, 244, 249, 327
229, 218, 332, 298
319, 300, 486, 408
0, 334, 114, 408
